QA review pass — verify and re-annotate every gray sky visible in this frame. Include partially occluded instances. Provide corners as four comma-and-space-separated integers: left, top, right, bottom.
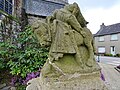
69, 0, 120, 34
71, 0, 118, 8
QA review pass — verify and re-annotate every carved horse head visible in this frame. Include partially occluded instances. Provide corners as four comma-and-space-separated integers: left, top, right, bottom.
32, 21, 51, 47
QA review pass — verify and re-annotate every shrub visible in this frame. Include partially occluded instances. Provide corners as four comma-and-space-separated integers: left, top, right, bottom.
104, 53, 109, 56
104, 53, 113, 57
7, 26, 48, 78
0, 42, 17, 70
109, 54, 113, 57
0, 25, 48, 79
115, 54, 120, 57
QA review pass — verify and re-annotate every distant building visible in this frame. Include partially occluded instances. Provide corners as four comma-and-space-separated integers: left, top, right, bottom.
94, 23, 120, 55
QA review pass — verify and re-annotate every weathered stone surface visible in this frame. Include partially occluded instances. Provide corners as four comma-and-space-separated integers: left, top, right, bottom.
27, 2, 108, 90
27, 71, 107, 90
32, 2, 98, 77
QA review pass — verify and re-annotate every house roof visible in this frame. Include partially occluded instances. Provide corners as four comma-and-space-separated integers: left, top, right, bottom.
25, 0, 66, 16
95, 23, 120, 36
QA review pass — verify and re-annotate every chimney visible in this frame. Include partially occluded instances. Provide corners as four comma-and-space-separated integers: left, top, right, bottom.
100, 23, 105, 29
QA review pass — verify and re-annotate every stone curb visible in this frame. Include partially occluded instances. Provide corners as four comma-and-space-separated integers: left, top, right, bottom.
114, 67, 120, 73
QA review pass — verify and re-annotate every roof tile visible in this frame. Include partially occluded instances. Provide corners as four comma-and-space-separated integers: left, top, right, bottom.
95, 23, 120, 36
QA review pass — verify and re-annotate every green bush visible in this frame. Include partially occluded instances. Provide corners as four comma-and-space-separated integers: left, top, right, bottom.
0, 42, 17, 69
0, 58, 5, 69
104, 53, 109, 56
104, 53, 113, 57
109, 54, 113, 57
7, 48, 48, 78
115, 54, 120, 57
0, 26, 48, 78
8, 26, 48, 78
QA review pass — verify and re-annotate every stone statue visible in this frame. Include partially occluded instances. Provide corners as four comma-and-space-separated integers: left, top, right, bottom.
27, 3, 108, 90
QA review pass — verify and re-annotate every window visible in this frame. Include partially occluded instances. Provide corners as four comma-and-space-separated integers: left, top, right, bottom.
111, 34, 118, 41
98, 47, 105, 53
99, 36, 104, 41
0, 0, 13, 15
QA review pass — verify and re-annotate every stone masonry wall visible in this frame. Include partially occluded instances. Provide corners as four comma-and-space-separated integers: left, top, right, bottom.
27, 15, 46, 25
45, 0, 68, 4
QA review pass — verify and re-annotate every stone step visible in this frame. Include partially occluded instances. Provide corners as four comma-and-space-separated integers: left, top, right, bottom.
0, 83, 16, 90
1, 86, 11, 90
1, 86, 16, 90
0, 83, 6, 89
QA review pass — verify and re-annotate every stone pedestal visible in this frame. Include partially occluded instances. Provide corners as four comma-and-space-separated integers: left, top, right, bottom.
26, 71, 108, 90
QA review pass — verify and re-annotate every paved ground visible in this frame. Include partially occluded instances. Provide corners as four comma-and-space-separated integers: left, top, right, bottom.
96, 56, 120, 66
99, 63, 120, 90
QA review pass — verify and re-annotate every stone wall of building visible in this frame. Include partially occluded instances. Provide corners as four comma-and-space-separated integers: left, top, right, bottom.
27, 15, 46, 25
45, 0, 68, 4
14, 0, 68, 26
13, 0, 23, 18
25, 0, 67, 25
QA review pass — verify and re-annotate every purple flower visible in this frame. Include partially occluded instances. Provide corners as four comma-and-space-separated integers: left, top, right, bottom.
30, 72, 36, 78
22, 80, 27, 85
25, 76, 32, 81
35, 72, 40, 77
22, 71, 40, 85
10, 76, 17, 86
100, 71, 105, 81
18, 77, 22, 84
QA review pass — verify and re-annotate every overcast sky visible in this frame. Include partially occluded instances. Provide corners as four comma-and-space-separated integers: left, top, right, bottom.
69, 0, 120, 34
